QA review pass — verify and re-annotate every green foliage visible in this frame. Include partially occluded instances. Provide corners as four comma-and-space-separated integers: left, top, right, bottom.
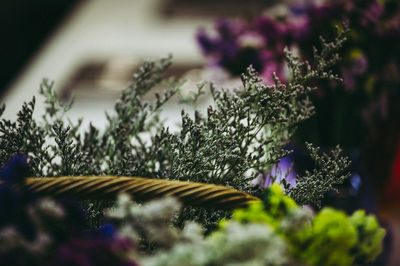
301, 208, 358, 266
349, 210, 386, 263
225, 184, 385, 266
228, 183, 297, 229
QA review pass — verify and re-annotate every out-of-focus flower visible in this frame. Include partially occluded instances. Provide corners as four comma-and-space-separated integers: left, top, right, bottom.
255, 16, 286, 42
342, 52, 368, 92
360, 1, 384, 26
0, 154, 36, 240
0, 153, 30, 186
238, 32, 265, 49
263, 157, 297, 189
196, 0, 400, 202
49, 234, 137, 266
197, 17, 288, 84
0, 154, 138, 265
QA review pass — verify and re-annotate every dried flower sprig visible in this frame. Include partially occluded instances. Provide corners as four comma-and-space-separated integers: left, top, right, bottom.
288, 142, 351, 207
0, 28, 350, 229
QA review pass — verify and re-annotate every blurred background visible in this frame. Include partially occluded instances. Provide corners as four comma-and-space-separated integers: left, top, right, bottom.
1, 0, 399, 264
0, 0, 211, 128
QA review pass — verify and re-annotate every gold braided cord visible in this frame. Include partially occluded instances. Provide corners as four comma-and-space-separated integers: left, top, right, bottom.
20, 176, 260, 210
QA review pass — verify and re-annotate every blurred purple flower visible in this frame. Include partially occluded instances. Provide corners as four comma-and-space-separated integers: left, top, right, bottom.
100, 223, 116, 238
351, 55, 368, 75
290, 2, 310, 16
342, 53, 368, 91
307, 2, 339, 21
342, 68, 357, 91
260, 61, 283, 85
215, 18, 245, 39
286, 16, 311, 42
255, 16, 286, 42
0, 154, 37, 240
0, 153, 30, 186
385, 14, 400, 35
49, 235, 136, 266
360, 1, 384, 26
264, 157, 297, 188
196, 28, 217, 55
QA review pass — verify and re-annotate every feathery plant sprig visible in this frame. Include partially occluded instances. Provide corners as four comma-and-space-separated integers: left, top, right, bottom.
0, 27, 350, 228
288, 142, 351, 207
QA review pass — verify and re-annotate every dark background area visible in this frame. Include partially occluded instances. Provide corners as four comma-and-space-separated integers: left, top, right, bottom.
0, 0, 80, 97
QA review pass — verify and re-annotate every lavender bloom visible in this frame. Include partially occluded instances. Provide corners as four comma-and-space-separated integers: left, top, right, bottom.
264, 157, 297, 189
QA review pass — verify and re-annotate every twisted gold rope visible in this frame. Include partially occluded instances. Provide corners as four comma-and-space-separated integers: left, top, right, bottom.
17, 176, 260, 210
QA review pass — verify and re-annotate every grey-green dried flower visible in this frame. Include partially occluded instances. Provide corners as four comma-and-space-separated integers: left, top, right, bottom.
0, 27, 350, 229
288, 143, 351, 207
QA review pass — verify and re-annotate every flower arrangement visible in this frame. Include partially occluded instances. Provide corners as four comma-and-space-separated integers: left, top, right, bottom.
0, 27, 387, 264
197, 0, 400, 197
0, 156, 385, 265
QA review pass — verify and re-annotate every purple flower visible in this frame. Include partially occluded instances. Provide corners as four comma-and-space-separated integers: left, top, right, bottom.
0, 154, 37, 240
360, 1, 384, 26
290, 3, 310, 16
351, 55, 368, 75
342, 68, 357, 91
260, 61, 282, 85
0, 154, 86, 247
264, 157, 297, 188
258, 48, 287, 85
0, 153, 30, 186
307, 2, 340, 21
255, 16, 286, 42
49, 235, 137, 266
196, 28, 218, 55
342, 52, 368, 91
100, 223, 116, 238
215, 18, 245, 40
385, 13, 400, 35
285, 16, 311, 42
